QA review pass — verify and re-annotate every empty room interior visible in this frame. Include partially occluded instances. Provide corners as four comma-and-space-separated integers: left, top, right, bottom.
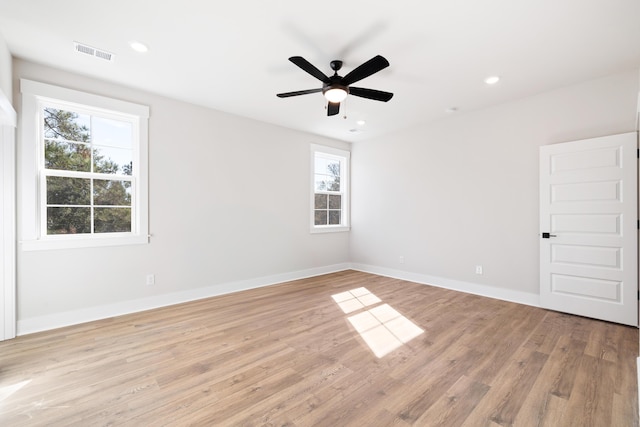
1, 1, 640, 426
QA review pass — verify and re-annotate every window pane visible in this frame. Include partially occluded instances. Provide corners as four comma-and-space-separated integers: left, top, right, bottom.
47, 207, 91, 234
46, 176, 90, 205
316, 174, 340, 192
45, 140, 91, 172
314, 210, 327, 225
318, 177, 341, 192
326, 160, 340, 176
92, 116, 132, 149
315, 193, 328, 209
329, 210, 341, 225
315, 157, 328, 174
315, 174, 328, 191
316, 160, 340, 191
93, 146, 133, 175
94, 208, 132, 233
327, 172, 340, 191
94, 179, 132, 206
328, 194, 341, 209
43, 108, 90, 142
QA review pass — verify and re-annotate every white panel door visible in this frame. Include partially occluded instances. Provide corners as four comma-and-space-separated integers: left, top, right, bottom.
540, 132, 638, 326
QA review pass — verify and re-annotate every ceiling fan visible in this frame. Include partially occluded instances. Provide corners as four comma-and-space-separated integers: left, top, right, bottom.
276, 55, 393, 116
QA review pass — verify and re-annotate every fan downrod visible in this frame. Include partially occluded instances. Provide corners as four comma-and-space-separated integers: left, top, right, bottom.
330, 60, 343, 73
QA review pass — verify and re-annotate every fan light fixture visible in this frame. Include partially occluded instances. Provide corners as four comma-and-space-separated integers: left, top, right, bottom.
324, 87, 348, 103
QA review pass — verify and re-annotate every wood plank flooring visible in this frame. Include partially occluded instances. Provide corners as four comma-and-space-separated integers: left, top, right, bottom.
0, 270, 637, 426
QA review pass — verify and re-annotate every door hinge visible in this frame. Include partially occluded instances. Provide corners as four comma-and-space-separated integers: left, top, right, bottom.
637, 220, 639, 230
637, 290, 639, 300
637, 148, 639, 158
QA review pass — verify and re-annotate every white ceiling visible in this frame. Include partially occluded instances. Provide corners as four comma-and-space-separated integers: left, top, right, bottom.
1, 0, 639, 142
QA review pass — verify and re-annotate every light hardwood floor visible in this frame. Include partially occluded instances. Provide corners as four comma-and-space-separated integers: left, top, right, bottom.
0, 270, 637, 426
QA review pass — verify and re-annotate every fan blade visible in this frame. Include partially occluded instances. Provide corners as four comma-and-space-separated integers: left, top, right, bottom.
341, 55, 390, 86
348, 87, 394, 102
277, 88, 322, 98
289, 56, 331, 83
327, 102, 340, 116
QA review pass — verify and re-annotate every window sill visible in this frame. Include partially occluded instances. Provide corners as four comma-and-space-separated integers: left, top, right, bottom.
20, 234, 149, 251
310, 225, 350, 234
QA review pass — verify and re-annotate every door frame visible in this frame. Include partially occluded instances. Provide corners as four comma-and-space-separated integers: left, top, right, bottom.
0, 87, 16, 341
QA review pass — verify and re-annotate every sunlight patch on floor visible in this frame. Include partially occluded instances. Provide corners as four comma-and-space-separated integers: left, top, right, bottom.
331, 287, 381, 314
0, 380, 31, 403
332, 289, 424, 358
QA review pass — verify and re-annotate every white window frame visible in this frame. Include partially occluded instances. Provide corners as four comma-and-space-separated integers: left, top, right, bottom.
19, 79, 150, 250
310, 144, 350, 233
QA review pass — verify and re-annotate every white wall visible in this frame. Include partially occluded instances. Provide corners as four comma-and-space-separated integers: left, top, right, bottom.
350, 69, 639, 300
0, 30, 11, 101
13, 59, 350, 331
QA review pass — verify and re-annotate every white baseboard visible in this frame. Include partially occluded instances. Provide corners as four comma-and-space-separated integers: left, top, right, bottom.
349, 263, 541, 308
17, 262, 542, 336
17, 263, 351, 335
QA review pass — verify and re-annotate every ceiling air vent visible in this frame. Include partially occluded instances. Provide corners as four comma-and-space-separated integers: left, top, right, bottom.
73, 42, 115, 62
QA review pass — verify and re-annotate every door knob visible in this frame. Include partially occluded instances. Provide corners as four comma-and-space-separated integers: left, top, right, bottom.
541, 232, 557, 238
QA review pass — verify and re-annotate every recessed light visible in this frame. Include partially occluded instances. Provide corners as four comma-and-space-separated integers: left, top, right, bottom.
484, 76, 500, 85
130, 41, 148, 53
445, 107, 458, 113
356, 120, 366, 126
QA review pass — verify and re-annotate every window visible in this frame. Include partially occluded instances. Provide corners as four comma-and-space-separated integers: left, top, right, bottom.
310, 144, 350, 233
20, 79, 149, 250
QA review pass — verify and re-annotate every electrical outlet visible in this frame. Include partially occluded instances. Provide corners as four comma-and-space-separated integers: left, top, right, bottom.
399, 256, 405, 264
475, 265, 483, 275
146, 274, 155, 285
